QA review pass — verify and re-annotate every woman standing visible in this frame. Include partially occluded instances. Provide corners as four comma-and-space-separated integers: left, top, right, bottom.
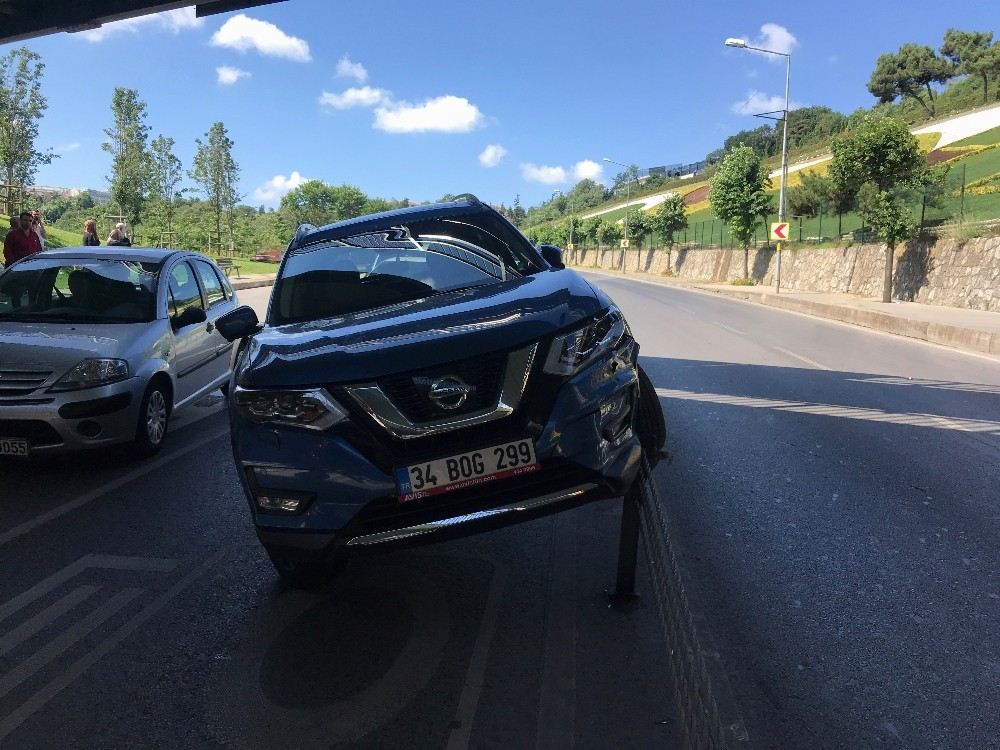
82, 219, 100, 246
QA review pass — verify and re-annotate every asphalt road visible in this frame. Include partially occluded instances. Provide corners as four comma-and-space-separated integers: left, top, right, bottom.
580, 272, 1000, 750
0, 285, 676, 749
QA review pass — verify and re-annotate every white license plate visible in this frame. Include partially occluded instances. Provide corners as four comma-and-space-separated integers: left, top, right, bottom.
0, 438, 29, 457
396, 438, 539, 502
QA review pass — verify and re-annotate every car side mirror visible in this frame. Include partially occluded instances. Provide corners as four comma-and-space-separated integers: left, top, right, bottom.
216, 305, 261, 342
171, 306, 207, 330
538, 244, 565, 269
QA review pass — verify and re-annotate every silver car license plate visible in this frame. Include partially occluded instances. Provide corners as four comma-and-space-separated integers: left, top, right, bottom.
395, 438, 539, 502
0, 437, 29, 457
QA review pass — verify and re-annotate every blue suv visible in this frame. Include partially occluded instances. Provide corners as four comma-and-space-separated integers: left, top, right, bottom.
218, 196, 665, 586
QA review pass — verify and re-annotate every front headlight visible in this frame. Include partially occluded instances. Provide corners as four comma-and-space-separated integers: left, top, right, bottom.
233, 387, 348, 431
543, 307, 629, 376
50, 358, 130, 391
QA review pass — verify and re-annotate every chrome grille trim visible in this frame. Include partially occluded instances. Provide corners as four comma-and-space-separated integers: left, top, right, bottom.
344, 483, 598, 547
344, 343, 537, 439
0, 369, 54, 396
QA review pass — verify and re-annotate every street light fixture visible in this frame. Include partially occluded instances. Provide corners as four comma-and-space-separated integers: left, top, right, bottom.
603, 156, 634, 271
724, 36, 791, 293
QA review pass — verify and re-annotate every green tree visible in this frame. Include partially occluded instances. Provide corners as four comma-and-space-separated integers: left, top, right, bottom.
509, 194, 526, 227
279, 180, 367, 227
867, 44, 955, 117
709, 145, 772, 279
625, 206, 651, 244
612, 165, 641, 192
190, 121, 240, 246
567, 179, 608, 211
941, 29, 1000, 104
102, 87, 151, 228
597, 219, 622, 248
829, 115, 926, 302
787, 170, 833, 218
148, 135, 183, 234
649, 193, 688, 246
0, 47, 55, 188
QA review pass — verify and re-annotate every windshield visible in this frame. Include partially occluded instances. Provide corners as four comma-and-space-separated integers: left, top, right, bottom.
273, 219, 524, 324
0, 258, 160, 323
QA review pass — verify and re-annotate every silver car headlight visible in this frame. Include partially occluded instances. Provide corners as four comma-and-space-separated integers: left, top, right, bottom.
233, 387, 348, 431
543, 307, 630, 376
50, 358, 130, 391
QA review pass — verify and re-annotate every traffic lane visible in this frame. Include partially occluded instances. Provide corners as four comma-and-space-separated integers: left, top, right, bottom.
583, 275, 1000, 748
0, 412, 676, 749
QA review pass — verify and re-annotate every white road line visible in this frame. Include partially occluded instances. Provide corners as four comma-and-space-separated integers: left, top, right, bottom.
0, 588, 143, 699
0, 549, 224, 742
714, 322, 746, 336
535, 510, 579, 750
0, 555, 176, 624
0, 427, 229, 548
773, 346, 832, 371
0, 586, 100, 657
445, 565, 509, 750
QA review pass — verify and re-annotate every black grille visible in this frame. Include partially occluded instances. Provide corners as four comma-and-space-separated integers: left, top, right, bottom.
0, 420, 63, 447
377, 350, 508, 422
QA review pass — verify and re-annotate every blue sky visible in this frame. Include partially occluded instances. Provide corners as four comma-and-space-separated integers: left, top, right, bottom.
10, 0, 999, 208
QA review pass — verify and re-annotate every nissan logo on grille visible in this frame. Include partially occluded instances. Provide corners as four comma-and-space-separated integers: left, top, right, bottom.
422, 376, 476, 411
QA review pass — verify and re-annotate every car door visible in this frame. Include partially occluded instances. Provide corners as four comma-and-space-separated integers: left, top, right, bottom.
166, 259, 215, 407
191, 258, 237, 385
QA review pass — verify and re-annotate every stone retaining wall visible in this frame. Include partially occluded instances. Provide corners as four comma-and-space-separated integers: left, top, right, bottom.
565, 235, 1000, 312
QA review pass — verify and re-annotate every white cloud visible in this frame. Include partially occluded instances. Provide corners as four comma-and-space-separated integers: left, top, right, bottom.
731, 89, 803, 115
749, 23, 798, 59
374, 96, 485, 134
319, 86, 390, 110
211, 14, 311, 62
336, 55, 368, 83
77, 7, 203, 41
217, 66, 251, 86
572, 160, 603, 182
55, 142, 81, 154
478, 144, 507, 168
520, 163, 567, 185
253, 171, 305, 204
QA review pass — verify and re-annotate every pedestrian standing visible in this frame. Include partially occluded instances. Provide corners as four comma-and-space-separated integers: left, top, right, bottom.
3, 212, 42, 266
83, 218, 100, 246
29, 209, 46, 249
107, 222, 131, 247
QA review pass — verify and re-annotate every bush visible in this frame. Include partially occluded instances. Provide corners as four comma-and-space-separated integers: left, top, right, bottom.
731, 277, 756, 286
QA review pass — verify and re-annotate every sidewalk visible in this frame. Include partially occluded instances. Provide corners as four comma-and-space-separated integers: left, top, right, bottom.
230, 273, 276, 291
581, 269, 1000, 358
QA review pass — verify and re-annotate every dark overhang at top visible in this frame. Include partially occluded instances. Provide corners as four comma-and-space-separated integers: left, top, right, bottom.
0, 0, 287, 45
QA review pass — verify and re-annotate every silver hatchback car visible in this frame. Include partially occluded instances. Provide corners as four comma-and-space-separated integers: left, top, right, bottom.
0, 248, 239, 457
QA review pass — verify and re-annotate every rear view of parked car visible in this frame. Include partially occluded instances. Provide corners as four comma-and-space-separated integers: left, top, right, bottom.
0, 248, 239, 457
219, 195, 666, 587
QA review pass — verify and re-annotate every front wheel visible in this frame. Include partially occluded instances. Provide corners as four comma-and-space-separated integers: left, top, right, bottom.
133, 381, 170, 457
635, 365, 667, 468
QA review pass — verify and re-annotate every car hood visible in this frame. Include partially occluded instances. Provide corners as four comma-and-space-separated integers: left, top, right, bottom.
242, 269, 602, 386
0, 321, 150, 374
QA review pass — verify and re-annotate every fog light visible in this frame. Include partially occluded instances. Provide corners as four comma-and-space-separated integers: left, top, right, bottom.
257, 494, 305, 513
599, 390, 634, 446
245, 467, 314, 514
77, 420, 102, 438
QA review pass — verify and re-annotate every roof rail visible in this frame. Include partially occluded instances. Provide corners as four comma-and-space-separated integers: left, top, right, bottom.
449, 193, 482, 206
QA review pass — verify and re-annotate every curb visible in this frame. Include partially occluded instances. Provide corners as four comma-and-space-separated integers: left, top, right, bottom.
231, 275, 276, 291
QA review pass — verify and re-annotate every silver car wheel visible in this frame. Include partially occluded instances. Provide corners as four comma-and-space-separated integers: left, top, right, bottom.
146, 389, 167, 445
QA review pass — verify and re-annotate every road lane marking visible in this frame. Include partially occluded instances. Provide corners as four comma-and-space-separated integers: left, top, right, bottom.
0, 588, 143, 699
0, 585, 99, 657
0, 427, 229, 548
773, 346, 832, 371
713, 322, 746, 335
655, 387, 1000, 436
847, 376, 1000, 396
0, 555, 177, 623
0, 549, 223, 743
446, 565, 509, 750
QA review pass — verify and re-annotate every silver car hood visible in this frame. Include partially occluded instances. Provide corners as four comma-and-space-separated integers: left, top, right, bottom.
0, 321, 154, 372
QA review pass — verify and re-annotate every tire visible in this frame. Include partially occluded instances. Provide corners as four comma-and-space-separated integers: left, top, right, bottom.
133, 380, 171, 457
264, 544, 333, 589
635, 364, 667, 468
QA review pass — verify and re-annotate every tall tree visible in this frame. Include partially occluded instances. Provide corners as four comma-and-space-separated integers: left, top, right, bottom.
650, 193, 688, 246
0, 47, 55, 188
612, 164, 641, 192
148, 135, 183, 233
709, 145, 772, 279
941, 29, 1000, 104
829, 115, 925, 303
102, 87, 151, 228
190, 121, 240, 246
279, 180, 367, 227
867, 44, 955, 116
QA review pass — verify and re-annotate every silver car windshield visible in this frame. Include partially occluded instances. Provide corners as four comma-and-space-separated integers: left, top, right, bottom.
273, 224, 521, 324
0, 258, 160, 323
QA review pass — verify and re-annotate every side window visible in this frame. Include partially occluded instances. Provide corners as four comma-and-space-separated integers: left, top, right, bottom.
168, 262, 204, 317
194, 260, 227, 307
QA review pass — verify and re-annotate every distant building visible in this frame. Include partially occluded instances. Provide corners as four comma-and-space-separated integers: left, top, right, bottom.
639, 161, 706, 182
27, 185, 111, 203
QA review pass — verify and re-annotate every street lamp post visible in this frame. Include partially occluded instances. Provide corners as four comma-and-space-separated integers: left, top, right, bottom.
603, 157, 633, 271
724, 37, 791, 293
